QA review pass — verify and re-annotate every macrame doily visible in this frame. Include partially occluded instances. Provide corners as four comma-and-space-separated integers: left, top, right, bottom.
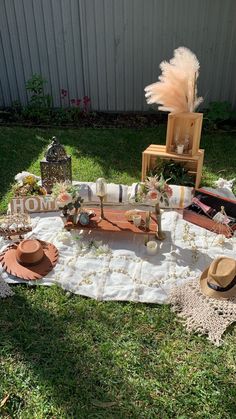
169, 281, 236, 346
0, 275, 14, 298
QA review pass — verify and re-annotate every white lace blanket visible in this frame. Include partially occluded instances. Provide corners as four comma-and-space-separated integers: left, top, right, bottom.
0, 211, 235, 304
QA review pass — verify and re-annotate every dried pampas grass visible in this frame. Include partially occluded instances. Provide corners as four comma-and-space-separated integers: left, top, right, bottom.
145, 47, 203, 113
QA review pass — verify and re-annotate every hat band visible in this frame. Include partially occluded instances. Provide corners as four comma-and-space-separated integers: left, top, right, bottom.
16, 254, 45, 267
207, 275, 236, 292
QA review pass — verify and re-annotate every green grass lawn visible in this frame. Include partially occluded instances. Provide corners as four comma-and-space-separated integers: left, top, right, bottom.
0, 126, 236, 418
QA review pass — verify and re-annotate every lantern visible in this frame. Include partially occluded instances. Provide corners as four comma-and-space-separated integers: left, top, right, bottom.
40, 137, 72, 193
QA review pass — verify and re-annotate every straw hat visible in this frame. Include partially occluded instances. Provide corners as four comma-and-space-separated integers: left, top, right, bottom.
200, 256, 236, 299
0, 239, 58, 280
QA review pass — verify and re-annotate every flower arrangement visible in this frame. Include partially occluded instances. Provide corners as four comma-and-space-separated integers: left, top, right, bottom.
137, 175, 173, 240
13, 172, 46, 197
52, 182, 83, 217
137, 175, 173, 206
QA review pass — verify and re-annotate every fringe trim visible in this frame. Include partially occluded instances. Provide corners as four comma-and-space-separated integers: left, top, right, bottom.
169, 281, 236, 346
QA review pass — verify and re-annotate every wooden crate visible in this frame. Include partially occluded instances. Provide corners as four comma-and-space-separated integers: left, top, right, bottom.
142, 144, 204, 189
166, 112, 203, 156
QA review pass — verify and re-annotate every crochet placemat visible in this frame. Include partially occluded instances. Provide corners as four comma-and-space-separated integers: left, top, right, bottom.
0, 275, 14, 298
169, 281, 236, 346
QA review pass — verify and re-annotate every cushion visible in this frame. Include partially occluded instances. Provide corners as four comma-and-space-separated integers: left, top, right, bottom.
73, 182, 129, 205
128, 183, 194, 209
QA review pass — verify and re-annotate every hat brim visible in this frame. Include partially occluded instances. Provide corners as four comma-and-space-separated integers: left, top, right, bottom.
200, 266, 236, 300
0, 240, 59, 280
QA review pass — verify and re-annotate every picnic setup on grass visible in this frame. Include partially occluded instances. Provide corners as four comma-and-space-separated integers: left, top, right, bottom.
1, 47, 236, 346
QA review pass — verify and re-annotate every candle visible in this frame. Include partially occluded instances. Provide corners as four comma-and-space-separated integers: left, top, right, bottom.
177, 144, 184, 154
96, 178, 107, 197
146, 240, 158, 255
96, 178, 107, 219
133, 214, 142, 227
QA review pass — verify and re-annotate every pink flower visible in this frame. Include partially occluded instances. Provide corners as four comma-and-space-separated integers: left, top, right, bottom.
148, 190, 159, 201
83, 96, 91, 112
83, 96, 90, 104
57, 192, 72, 206
70, 99, 76, 104
61, 89, 68, 97
164, 184, 173, 197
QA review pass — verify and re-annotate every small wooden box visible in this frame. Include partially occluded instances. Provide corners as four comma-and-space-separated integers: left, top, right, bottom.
166, 112, 203, 156
183, 188, 236, 237
142, 145, 204, 189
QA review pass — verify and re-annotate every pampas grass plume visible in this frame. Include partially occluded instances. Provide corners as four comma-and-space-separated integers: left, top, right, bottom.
145, 47, 203, 113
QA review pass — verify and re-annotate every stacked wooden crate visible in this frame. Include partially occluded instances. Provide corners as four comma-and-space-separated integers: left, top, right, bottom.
142, 112, 204, 188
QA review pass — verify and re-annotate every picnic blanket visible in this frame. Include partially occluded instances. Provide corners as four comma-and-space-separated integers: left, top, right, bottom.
1, 210, 235, 304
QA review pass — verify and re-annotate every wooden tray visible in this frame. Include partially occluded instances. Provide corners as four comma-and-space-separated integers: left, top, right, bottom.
64, 208, 157, 234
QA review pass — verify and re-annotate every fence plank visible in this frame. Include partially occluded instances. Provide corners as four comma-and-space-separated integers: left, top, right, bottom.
0, 0, 236, 110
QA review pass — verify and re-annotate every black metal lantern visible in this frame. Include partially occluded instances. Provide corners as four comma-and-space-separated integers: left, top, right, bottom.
40, 137, 72, 193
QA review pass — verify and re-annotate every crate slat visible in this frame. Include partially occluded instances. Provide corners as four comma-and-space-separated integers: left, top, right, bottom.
142, 145, 204, 188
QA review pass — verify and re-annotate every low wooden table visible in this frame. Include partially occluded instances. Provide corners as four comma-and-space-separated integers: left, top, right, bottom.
64, 208, 157, 235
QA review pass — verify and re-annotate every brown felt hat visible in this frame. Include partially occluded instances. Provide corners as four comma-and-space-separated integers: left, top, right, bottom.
200, 257, 236, 300
0, 239, 59, 280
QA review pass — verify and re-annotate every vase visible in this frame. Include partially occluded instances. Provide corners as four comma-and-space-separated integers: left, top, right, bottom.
155, 202, 166, 240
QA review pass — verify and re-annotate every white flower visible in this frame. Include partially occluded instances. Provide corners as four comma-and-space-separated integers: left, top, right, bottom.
214, 177, 235, 190
93, 240, 103, 248
96, 244, 111, 255
57, 231, 72, 245
15, 171, 40, 185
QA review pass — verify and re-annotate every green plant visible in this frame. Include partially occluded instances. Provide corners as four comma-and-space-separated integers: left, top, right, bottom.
204, 101, 236, 129
23, 74, 52, 123
26, 74, 52, 108
52, 107, 82, 125
150, 158, 195, 186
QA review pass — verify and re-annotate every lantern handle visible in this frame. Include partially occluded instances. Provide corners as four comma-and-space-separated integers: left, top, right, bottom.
52, 136, 59, 145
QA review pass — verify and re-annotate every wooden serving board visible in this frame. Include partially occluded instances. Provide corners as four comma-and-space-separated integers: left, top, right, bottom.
64, 208, 157, 234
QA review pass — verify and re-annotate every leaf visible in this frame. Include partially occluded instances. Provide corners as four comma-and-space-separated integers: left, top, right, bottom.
0, 394, 10, 408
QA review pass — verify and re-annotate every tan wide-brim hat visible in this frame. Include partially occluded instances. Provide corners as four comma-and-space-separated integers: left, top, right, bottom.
0, 239, 59, 280
200, 256, 236, 300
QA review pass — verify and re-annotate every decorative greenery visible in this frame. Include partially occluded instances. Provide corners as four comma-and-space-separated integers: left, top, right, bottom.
150, 158, 195, 187
52, 182, 83, 216
13, 173, 46, 197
